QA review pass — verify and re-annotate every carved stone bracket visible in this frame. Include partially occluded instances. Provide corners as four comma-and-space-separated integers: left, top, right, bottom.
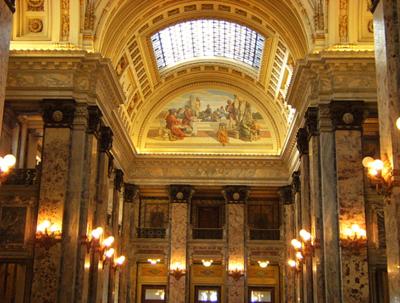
124, 183, 138, 203
296, 128, 309, 156
222, 186, 249, 204
169, 185, 195, 203
279, 185, 293, 205
99, 126, 113, 153
42, 100, 76, 128
87, 106, 102, 136
114, 169, 124, 192
305, 107, 319, 138
330, 101, 365, 131
292, 171, 301, 194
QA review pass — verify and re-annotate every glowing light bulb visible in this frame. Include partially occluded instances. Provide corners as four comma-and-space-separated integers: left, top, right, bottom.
343, 227, 353, 238
359, 229, 367, 238
371, 159, 384, 171
115, 255, 125, 265
49, 224, 60, 233
37, 220, 51, 232
257, 261, 269, 268
104, 248, 114, 258
3, 154, 16, 167
91, 227, 103, 239
148, 259, 160, 265
102, 236, 114, 247
396, 117, 400, 130
202, 260, 213, 267
295, 252, 304, 260
369, 168, 378, 176
288, 259, 296, 267
299, 229, 311, 242
351, 224, 361, 233
291, 239, 302, 249
362, 156, 374, 168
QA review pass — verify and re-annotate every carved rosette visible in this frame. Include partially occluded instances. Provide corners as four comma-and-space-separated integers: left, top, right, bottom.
169, 185, 195, 203
28, 18, 43, 33
296, 128, 309, 156
222, 186, 249, 204
330, 101, 365, 131
42, 100, 75, 128
124, 183, 138, 203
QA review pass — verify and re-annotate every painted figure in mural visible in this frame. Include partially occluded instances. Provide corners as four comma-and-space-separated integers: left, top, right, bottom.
194, 97, 201, 117
165, 109, 186, 140
182, 106, 194, 126
217, 123, 229, 146
225, 99, 236, 129
239, 102, 254, 141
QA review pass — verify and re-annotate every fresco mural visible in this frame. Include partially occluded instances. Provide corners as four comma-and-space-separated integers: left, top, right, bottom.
144, 89, 277, 154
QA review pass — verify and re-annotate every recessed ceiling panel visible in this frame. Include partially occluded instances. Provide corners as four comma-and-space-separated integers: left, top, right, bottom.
142, 89, 279, 155
151, 19, 265, 71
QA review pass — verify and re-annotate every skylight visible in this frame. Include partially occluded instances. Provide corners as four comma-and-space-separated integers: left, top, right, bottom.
151, 19, 265, 71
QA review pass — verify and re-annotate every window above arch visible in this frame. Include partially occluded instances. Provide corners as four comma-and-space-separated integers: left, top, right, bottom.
151, 19, 266, 71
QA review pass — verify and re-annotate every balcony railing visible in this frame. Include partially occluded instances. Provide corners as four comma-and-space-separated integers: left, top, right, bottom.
2, 169, 38, 185
192, 228, 223, 240
249, 228, 280, 240
137, 227, 166, 239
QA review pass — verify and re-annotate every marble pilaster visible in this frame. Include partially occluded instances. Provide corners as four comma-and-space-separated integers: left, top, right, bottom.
31, 101, 75, 303
168, 185, 193, 303
0, 1, 13, 137
372, 1, 400, 300
331, 101, 370, 302
223, 186, 248, 303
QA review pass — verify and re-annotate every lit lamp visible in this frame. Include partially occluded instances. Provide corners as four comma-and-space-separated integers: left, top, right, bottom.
35, 220, 62, 250
287, 259, 301, 272
340, 224, 367, 249
362, 156, 393, 201
112, 255, 126, 270
82, 227, 104, 253
102, 248, 115, 268
170, 262, 186, 280
0, 154, 16, 182
148, 258, 161, 265
257, 261, 270, 268
287, 229, 314, 271
201, 260, 213, 267
228, 263, 244, 281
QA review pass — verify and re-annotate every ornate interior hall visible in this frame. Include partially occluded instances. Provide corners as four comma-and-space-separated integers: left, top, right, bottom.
1, 0, 400, 302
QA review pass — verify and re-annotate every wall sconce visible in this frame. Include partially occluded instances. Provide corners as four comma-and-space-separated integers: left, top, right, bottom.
148, 258, 161, 265
228, 264, 244, 281
35, 220, 62, 250
201, 259, 213, 267
362, 156, 393, 202
257, 261, 270, 268
287, 229, 314, 271
102, 248, 115, 268
82, 227, 103, 253
340, 224, 367, 250
170, 262, 186, 280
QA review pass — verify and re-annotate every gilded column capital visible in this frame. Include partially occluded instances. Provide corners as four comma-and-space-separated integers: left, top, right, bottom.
99, 126, 113, 153
330, 101, 365, 131
296, 127, 309, 156
87, 106, 102, 136
279, 185, 293, 205
42, 99, 76, 128
124, 183, 138, 203
169, 185, 195, 203
222, 186, 249, 204
114, 169, 124, 192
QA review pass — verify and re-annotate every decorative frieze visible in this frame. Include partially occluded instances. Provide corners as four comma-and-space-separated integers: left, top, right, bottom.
42, 100, 75, 128
222, 186, 249, 204
330, 101, 365, 131
169, 185, 194, 203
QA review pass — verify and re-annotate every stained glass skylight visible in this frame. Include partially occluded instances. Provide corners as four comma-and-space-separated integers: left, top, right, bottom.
151, 19, 265, 71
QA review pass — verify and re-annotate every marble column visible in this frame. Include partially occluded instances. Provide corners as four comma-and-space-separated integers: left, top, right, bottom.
168, 185, 193, 303
331, 101, 370, 303
372, 1, 400, 301
88, 126, 113, 303
77, 106, 102, 303
30, 101, 76, 303
119, 183, 138, 303
223, 186, 249, 303
296, 127, 313, 303
318, 104, 342, 302
0, 0, 14, 137
305, 108, 326, 303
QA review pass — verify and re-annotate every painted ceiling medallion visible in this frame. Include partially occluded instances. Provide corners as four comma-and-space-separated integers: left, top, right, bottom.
143, 89, 278, 155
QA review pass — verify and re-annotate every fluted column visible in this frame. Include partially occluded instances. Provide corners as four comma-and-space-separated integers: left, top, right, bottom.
223, 186, 249, 303
30, 100, 76, 303
330, 101, 370, 302
0, 0, 14, 137
372, 1, 400, 300
168, 185, 194, 303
